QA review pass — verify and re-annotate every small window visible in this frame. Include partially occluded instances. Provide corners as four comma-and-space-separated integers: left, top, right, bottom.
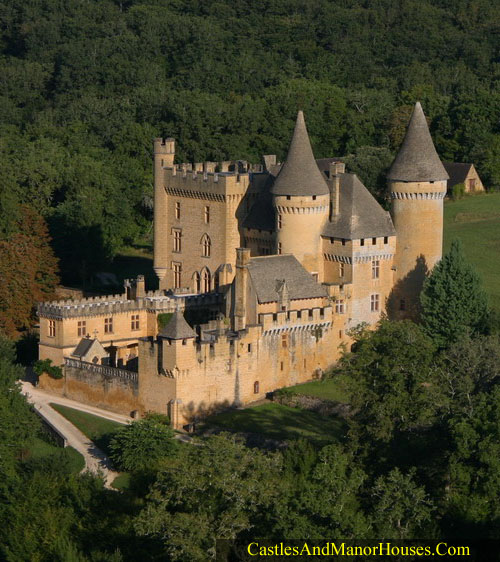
173, 262, 182, 288
194, 272, 201, 293
341, 239, 346, 246
335, 300, 345, 314
201, 234, 211, 257
286, 195, 291, 200
48, 320, 56, 338
303, 359, 306, 368
172, 228, 181, 252
202, 269, 210, 292
248, 343, 252, 352
131, 314, 140, 331
281, 334, 288, 348
400, 299, 406, 311
339, 330, 343, 339
254, 381, 259, 394
278, 242, 282, 255
372, 260, 380, 279
372, 237, 376, 245
371, 294, 380, 312
384, 236, 388, 244
280, 361, 284, 371
104, 317, 113, 334
360, 239, 365, 246
312, 272, 318, 281
339, 262, 345, 277
277, 214, 282, 229
312, 195, 316, 200
204, 205, 210, 224
77, 320, 86, 337
175, 201, 181, 219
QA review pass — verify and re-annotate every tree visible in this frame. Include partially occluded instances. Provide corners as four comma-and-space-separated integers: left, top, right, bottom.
0, 206, 59, 337
420, 239, 489, 348
338, 320, 438, 444
134, 433, 283, 561
371, 468, 435, 539
109, 414, 177, 472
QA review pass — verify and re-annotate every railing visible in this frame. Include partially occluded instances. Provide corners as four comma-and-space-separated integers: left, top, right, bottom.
64, 358, 138, 383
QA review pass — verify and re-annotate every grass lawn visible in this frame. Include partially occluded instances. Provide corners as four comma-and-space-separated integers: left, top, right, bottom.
111, 472, 131, 491
29, 437, 85, 473
50, 403, 125, 454
444, 192, 500, 311
204, 402, 346, 446
279, 375, 351, 403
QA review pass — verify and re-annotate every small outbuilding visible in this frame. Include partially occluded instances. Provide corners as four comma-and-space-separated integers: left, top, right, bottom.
71, 337, 109, 365
442, 162, 485, 194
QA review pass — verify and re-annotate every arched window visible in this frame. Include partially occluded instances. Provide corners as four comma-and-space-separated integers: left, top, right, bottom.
254, 381, 259, 394
201, 234, 211, 257
202, 269, 211, 293
193, 272, 201, 293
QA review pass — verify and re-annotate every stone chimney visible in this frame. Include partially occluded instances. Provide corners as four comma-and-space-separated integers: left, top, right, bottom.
233, 248, 251, 332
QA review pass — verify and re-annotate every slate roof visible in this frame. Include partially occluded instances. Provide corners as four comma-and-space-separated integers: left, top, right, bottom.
247, 255, 327, 303
159, 309, 196, 339
442, 162, 473, 188
387, 102, 449, 182
72, 337, 94, 358
322, 174, 395, 239
315, 157, 344, 178
271, 111, 329, 197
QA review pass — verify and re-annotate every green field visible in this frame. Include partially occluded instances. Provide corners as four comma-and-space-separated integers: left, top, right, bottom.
29, 437, 85, 474
50, 404, 125, 454
278, 375, 351, 403
443, 192, 500, 311
204, 402, 345, 446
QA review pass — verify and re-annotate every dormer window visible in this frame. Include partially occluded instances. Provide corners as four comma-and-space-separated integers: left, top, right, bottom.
312, 195, 317, 200
360, 239, 365, 246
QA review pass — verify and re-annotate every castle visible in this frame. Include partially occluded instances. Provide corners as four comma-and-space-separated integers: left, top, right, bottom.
38, 103, 448, 429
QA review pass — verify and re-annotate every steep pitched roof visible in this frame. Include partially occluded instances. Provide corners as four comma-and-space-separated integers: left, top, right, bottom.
247, 255, 327, 303
387, 102, 449, 182
271, 111, 329, 197
322, 174, 395, 239
442, 162, 473, 188
71, 338, 107, 360
159, 309, 196, 340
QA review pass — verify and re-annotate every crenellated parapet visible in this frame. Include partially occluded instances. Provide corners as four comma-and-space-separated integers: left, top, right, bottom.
259, 306, 333, 335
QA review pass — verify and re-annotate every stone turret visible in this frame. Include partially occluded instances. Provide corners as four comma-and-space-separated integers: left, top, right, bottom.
388, 102, 448, 317
272, 111, 329, 279
153, 137, 175, 290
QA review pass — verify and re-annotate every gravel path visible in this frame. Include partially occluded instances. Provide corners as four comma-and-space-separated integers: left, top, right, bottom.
21, 382, 129, 488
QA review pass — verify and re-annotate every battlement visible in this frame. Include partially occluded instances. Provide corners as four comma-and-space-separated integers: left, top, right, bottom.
259, 306, 333, 334
38, 291, 222, 319
154, 137, 175, 154
163, 166, 252, 198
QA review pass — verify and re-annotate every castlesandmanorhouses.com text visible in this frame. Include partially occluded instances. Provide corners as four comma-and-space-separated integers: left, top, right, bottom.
247, 542, 471, 557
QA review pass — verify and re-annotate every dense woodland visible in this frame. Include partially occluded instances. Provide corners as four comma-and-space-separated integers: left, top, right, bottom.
1, 2, 500, 559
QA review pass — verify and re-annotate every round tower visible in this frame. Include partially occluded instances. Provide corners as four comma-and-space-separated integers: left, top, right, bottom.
271, 111, 330, 279
388, 102, 448, 315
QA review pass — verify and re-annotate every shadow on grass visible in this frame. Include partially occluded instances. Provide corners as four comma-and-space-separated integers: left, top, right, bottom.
203, 403, 346, 447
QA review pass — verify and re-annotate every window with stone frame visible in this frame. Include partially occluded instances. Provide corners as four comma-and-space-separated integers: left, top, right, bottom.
48, 320, 56, 337
175, 201, 181, 219
173, 262, 182, 288
77, 320, 86, 337
131, 314, 140, 330
335, 299, 345, 314
204, 205, 210, 224
370, 293, 380, 312
201, 234, 211, 257
339, 262, 345, 277
372, 259, 380, 279
104, 317, 113, 334
172, 228, 182, 253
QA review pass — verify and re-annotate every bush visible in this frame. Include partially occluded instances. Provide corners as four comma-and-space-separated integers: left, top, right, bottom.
451, 182, 465, 200
33, 359, 63, 379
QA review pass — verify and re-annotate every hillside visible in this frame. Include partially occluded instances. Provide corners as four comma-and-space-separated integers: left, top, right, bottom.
444, 192, 500, 311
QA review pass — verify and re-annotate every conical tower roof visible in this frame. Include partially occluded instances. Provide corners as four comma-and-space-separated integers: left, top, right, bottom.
271, 111, 329, 197
159, 308, 195, 340
387, 102, 448, 182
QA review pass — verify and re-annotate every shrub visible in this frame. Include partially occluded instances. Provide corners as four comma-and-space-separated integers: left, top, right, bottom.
33, 359, 63, 379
